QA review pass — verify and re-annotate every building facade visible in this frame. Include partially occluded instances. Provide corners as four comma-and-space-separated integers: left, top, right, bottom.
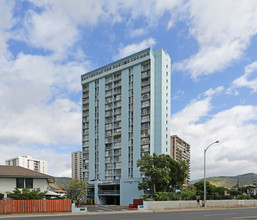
71, 151, 82, 180
81, 48, 171, 205
5, 156, 48, 174
0, 165, 54, 198
170, 135, 190, 182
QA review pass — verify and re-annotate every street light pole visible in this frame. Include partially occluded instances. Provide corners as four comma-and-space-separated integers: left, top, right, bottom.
204, 140, 219, 208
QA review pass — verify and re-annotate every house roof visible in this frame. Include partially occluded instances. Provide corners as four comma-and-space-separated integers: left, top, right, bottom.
0, 166, 55, 183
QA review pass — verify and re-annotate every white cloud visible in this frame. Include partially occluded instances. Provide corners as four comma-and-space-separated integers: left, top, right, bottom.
129, 28, 146, 38
115, 38, 156, 59
21, 9, 80, 55
229, 61, 257, 93
28, 0, 105, 26
172, 90, 184, 100
171, 88, 257, 180
0, 52, 90, 177
175, 0, 257, 78
0, 0, 16, 58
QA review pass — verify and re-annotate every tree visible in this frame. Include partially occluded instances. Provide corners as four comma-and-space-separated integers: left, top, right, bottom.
194, 180, 215, 197
137, 153, 188, 193
8, 188, 46, 200
194, 180, 228, 197
66, 179, 87, 205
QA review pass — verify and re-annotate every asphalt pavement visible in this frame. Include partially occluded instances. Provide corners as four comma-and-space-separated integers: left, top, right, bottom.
0, 207, 257, 220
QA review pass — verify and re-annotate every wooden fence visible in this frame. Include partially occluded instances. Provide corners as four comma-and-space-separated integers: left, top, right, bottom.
0, 199, 71, 215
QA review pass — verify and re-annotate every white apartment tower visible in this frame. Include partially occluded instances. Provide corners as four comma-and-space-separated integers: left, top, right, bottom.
81, 48, 171, 205
71, 151, 82, 180
5, 156, 48, 174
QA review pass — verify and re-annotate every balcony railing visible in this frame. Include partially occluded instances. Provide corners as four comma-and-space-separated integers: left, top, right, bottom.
141, 71, 150, 79
98, 190, 120, 195
106, 91, 112, 97
142, 80, 150, 86
113, 89, 121, 95
105, 78, 112, 84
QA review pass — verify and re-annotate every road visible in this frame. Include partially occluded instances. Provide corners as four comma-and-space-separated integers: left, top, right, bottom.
0, 208, 257, 220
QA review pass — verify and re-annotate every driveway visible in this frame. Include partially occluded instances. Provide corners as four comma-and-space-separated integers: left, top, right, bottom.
82, 205, 130, 213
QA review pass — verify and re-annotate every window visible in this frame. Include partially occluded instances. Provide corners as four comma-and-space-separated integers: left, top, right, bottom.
26, 178, 33, 188
16, 178, 24, 188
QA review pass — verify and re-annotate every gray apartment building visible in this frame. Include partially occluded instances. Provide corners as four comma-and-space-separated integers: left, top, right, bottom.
71, 151, 82, 180
81, 48, 171, 205
170, 135, 191, 183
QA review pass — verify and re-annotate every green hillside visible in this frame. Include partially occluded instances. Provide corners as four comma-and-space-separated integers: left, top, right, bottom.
191, 173, 257, 188
49, 177, 72, 190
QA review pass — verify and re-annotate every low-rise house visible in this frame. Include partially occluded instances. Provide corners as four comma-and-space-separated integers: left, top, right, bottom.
55, 189, 66, 197
247, 187, 257, 196
0, 165, 54, 199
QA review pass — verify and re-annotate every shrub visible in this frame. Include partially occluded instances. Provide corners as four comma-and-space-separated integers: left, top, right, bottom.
236, 195, 252, 200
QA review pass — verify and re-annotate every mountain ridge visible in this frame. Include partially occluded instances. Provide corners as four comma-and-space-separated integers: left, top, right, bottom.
190, 173, 257, 188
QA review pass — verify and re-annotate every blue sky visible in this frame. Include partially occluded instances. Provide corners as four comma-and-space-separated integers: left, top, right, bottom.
1, 0, 257, 180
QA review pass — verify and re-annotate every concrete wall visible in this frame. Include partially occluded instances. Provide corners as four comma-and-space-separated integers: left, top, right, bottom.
145, 200, 257, 210
120, 178, 143, 206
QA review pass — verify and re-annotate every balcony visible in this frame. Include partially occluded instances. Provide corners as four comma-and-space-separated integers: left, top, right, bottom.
83, 104, 89, 110
113, 102, 121, 108
141, 71, 150, 79
105, 78, 112, 84
113, 138, 121, 143
105, 151, 112, 156
113, 143, 121, 149
141, 79, 150, 86
113, 82, 121, 88
105, 125, 112, 130
105, 138, 112, 144
83, 98, 89, 104
141, 108, 150, 115
98, 190, 120, 195
105, 98, 112, 104
83, 87, 89, 92
113, 124, 121, 129
105, 105, 112, 111
141, 86, 150, 94
83, 124, 89, 129
114, 95, 121, 102
113, 109, 121, 115
105, 85, 112, 90
83, 137, 89, 141
105, 111, 112, 117
141, 139, 150, 145
141, 93, 150, 101
114, 116, 121, 122
114, 152, 121, 156
105, 91, 112, 97
113, 89, 121, 95
105, 119, 112, 124
82, 118, 89, 123
142, 63, 150, 72
141, 116, 150, 123
113, 75, 121, 81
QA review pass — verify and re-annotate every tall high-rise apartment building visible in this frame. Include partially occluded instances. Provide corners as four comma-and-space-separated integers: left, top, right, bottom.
81, 48, 171, 205
71, 151, 82, 180
5, 156, 48, 174
170, 135, 190, 182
